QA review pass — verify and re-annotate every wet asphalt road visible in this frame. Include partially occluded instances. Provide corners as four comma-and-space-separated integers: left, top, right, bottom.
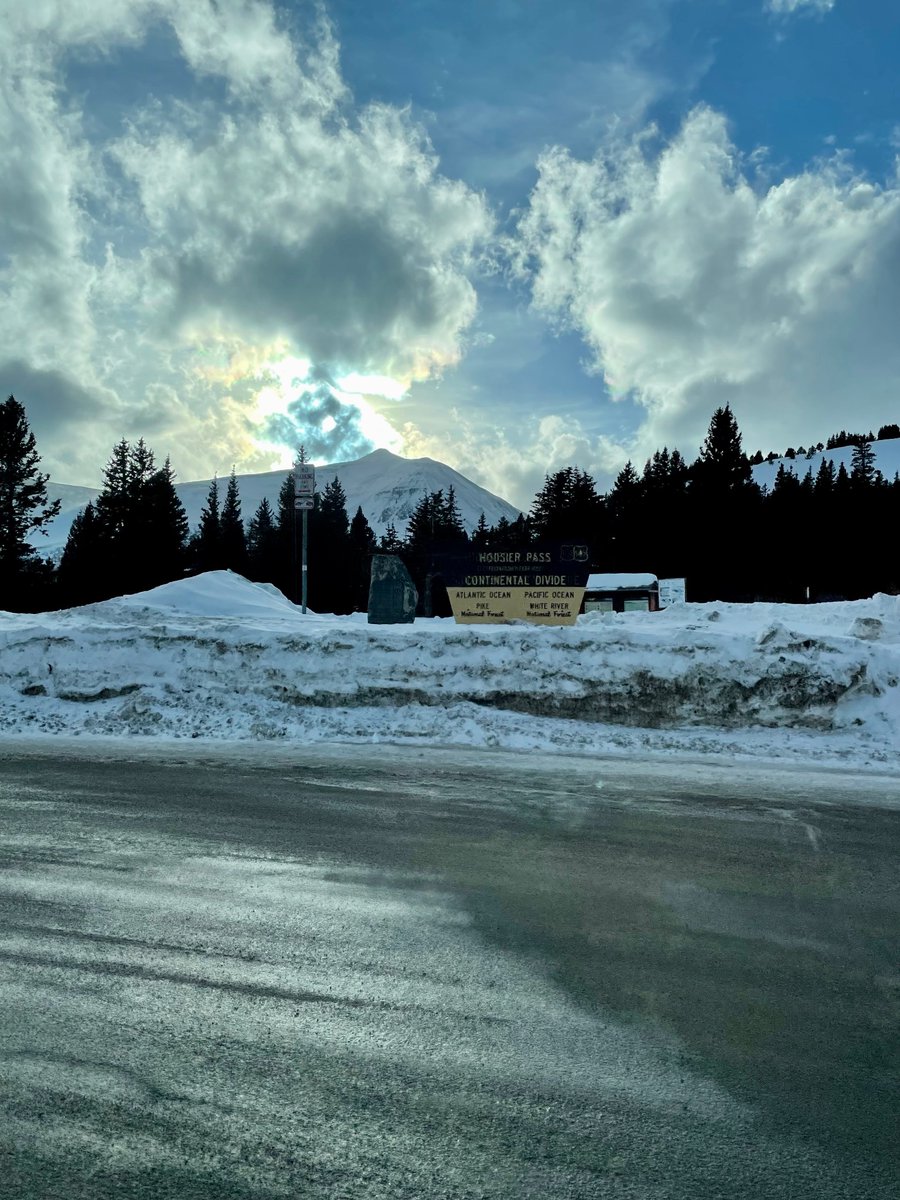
0, 739, 898, 1199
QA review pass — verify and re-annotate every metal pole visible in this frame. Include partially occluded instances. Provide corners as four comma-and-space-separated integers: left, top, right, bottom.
301, 508, 308, 614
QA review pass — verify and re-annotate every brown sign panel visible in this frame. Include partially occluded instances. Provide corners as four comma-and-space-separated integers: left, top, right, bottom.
447, 586, 585, 625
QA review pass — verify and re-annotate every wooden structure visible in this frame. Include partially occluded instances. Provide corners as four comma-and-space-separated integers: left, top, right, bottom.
582, 573, 659, 613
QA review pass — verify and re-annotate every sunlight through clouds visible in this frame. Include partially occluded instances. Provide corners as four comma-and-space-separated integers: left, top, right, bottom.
0, 0, 490, 483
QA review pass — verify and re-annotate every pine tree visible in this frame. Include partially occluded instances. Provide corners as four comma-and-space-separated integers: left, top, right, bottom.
607, 461, 644, 570
247, 496, 274, 557
94, 439, 133, 545
129, 438, 156, 492
440, 486, 468, 543
319, 477, 350, 538
379, 522, 403, 554
814, 457, 835, 497
349, 505, 376, 554
530, 467, 601, 550
312, 478, 351, 612
530, 469, 572, 540
58, 501, 103, 606
0, 396, 60, 607
471, 512, 489, 548
61, 440, 187, 603
689, 406, 760, 600
490, 515, 511, 546
695, 405, 752, 491
196, 476, 222, 571
220, 469, 247, 574
270, 470, 298, 599
247, 497, 280, 584
850, 439, 876, 486
507, 513, 534, 549
81, 438, 136, 596
406, 491, 440, 549
348, 505, 376, 611
142, 458, 189, 586
276, 470, 297, 532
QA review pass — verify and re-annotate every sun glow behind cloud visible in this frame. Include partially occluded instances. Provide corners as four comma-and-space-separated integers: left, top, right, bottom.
245, 355, 404, 465
337, 372, 409, 402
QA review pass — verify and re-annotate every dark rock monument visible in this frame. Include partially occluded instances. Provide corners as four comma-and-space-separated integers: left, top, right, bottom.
367, 554, 418, 624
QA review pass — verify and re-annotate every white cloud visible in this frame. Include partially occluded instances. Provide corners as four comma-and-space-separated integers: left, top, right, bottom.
514, 106, 900, 470
0, 1, 491, 484
766, 0, 835, 14
400, 411, 625, 512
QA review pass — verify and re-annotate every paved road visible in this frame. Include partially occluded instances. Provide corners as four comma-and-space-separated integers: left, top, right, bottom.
0, 739, 898, 1199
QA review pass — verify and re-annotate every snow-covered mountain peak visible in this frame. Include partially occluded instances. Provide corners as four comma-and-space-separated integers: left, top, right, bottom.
42, 449, 521, 554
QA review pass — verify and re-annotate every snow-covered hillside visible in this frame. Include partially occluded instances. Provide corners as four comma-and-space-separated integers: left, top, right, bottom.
752, 437, 900, 491
40, 449, 521, 556
2, 572, 898, 769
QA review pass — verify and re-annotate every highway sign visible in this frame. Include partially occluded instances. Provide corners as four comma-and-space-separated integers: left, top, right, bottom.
296, 465, 316, 495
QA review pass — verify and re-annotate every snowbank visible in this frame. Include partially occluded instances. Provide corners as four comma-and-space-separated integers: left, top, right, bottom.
1, 571, 898, 767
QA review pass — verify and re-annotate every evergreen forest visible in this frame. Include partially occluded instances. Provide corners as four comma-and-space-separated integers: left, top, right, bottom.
3, 394, 899, 614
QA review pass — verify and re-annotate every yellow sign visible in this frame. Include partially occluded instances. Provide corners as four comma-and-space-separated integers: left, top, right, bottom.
447, 587, 585, 625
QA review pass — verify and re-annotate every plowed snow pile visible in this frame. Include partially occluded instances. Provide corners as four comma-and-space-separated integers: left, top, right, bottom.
2, 572, 899, 767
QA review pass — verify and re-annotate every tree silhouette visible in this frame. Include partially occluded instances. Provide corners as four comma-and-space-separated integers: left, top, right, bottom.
59, 440, 187, 604
220, 469, 247, 574
247, 497, 279, 583
348, 505, 376, 611
850, 439, 876, 486
0, 396, 60, 609
195, 476, 222, 571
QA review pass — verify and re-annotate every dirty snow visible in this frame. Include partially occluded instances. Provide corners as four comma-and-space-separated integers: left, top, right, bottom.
1, 571, 898, 770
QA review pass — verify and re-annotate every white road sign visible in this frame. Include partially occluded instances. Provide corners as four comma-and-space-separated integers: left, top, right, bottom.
293, 496, 314, 510
658, 577, 686, 606
296, 465, 316, 495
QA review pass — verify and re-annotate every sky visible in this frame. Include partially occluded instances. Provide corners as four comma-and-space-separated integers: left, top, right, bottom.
2, 0, 899, 509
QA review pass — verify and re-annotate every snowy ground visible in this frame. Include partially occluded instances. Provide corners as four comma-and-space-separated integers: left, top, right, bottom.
1, 571, 898, 770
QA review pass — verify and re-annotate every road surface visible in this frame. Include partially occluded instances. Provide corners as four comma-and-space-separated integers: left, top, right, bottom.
1, 739, 898, 1198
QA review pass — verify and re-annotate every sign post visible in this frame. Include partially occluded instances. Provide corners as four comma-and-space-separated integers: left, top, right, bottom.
294, 464, 315, 613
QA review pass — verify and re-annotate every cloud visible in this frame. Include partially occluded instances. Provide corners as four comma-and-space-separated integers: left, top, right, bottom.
513, 106, 900, 470
111, 92, 490, 380
262, 382, 375, 466
0, 1, 491, 483
766, 1, 835, 13
400, 411, 625, 513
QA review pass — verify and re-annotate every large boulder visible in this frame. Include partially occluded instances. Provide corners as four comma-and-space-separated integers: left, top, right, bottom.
367, 555, 418, 624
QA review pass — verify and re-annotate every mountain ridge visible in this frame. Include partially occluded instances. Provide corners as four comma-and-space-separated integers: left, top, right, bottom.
40, 448, 522, 555
751, 436, 900, 490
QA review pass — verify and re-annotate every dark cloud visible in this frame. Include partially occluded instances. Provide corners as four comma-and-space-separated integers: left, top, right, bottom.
0, 359, 119, 480
1, 358, 108, 431
160, 212, 446, 371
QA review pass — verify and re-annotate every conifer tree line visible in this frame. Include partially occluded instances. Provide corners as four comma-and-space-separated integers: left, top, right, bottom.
3, 393, 900, 612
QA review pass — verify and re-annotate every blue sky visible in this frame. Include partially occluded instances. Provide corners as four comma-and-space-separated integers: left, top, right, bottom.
2, 0, 899, 508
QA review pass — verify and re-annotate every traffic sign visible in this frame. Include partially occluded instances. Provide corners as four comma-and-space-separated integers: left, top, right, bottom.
294, 496, 314, 510
296, 465, 315, 495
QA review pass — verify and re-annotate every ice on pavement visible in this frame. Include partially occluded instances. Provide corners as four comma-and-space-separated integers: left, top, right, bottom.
1, 571, 899, 768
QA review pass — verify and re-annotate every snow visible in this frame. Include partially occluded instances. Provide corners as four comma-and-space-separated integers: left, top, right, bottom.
41, 448, 521, 556
752, 436, 900, 491
2, 571, 899, 772
586, 573, 657, 590
118, 573, 304, 619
